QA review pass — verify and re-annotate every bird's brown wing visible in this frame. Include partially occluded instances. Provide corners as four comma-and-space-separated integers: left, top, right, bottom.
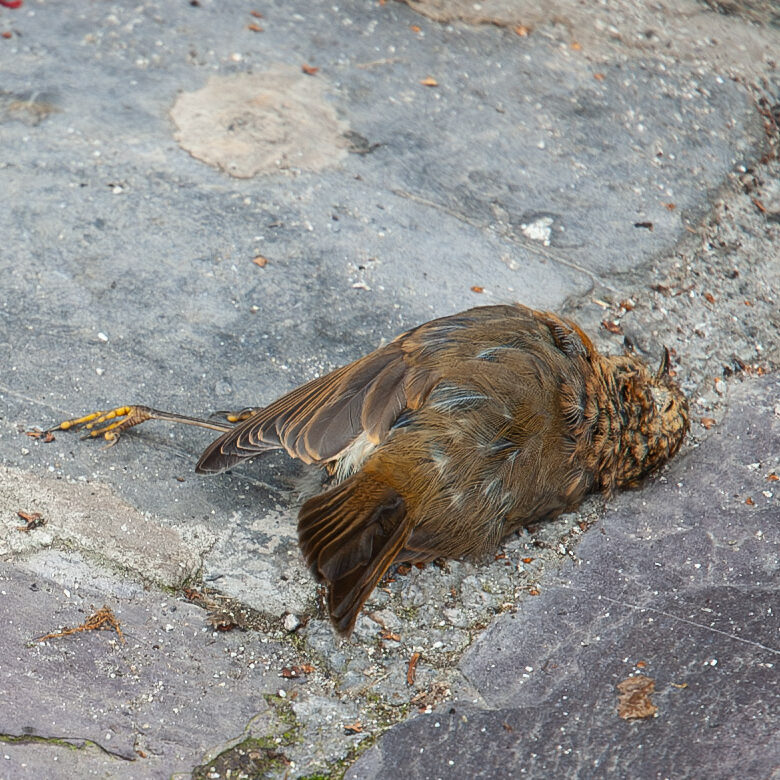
194, 319, 454, 474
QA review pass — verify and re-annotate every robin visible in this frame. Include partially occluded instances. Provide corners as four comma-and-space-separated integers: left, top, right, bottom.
51, 304, 689, 635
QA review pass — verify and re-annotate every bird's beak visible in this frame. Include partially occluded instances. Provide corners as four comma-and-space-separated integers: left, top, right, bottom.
656, 346, 671, 379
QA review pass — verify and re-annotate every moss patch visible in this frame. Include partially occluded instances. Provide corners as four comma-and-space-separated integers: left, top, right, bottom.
191, 736, 291, 779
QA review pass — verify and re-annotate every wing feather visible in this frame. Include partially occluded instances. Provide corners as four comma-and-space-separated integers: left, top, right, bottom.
196, 338, 433, 473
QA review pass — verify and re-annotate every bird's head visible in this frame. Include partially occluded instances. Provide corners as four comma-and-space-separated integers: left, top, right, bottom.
610, 347, 689, 488
647, 347, 689, 456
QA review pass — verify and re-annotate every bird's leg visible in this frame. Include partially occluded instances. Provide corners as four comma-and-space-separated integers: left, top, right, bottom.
48, 405, 243, 446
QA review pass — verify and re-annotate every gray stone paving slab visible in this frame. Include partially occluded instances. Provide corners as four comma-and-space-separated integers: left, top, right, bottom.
0, 0, 778, 777
0, 550, 291, 778
348, 375, 779, 779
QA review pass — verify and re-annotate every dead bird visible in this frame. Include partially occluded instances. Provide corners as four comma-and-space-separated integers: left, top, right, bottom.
50, 304, 689, 635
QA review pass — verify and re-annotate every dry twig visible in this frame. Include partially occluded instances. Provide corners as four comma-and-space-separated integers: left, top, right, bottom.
36, 606, 125, 644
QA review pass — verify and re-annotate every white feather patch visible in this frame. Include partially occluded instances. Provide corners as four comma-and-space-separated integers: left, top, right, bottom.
334, 431, 377, 482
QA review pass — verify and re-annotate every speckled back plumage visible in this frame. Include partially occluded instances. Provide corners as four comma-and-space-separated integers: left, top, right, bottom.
197, 304, 689, 634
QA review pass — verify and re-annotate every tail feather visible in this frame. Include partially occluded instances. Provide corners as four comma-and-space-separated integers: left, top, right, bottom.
298, 475, 411, 635
195, 440, 277, 474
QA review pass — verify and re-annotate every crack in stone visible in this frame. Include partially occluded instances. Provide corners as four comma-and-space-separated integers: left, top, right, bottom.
389, 187, 618, 293
0, 381, 72, 418
561, 585, 780, 655
0, 732, 135, 761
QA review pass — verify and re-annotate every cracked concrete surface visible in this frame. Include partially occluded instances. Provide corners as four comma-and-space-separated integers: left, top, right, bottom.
0, 0, 777, 777
0, 551, 287, 773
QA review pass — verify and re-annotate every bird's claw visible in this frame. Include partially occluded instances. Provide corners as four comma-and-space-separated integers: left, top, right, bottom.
49, 405, 153, 444
209, 407, 258, 424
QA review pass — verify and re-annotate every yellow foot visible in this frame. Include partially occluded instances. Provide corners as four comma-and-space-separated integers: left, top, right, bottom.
210, 407, 259, 424
50, 405, 154, 445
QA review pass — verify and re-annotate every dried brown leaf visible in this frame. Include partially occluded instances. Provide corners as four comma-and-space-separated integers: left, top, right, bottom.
16, 510, 45, 532
617, 674, 657, 719
37, 606, 124, 644
209, 613, 239, 631
183, 587, 205, 603
407, 652, 421, 686
27, 429, 56, 442
281, 666, 311, 678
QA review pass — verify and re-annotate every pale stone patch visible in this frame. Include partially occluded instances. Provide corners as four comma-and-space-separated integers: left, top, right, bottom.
170, 68, 350, 178
0, 465, 213, 587
201, 507, 313, 617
